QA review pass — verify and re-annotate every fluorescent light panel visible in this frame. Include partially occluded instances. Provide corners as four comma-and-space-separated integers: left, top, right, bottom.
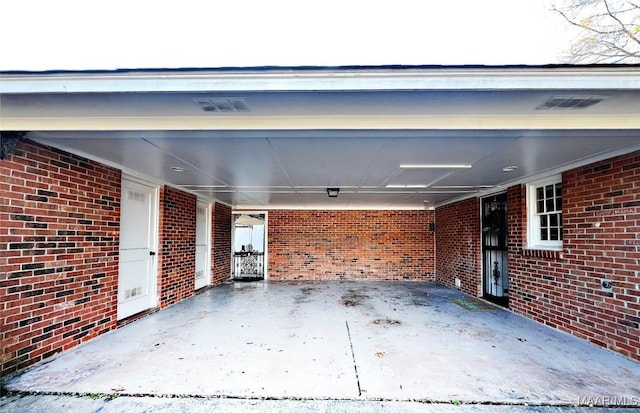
431, 185, 494, 189
399, 164, 472, 169
386, 184, 429, 188
235, 186, 292, 189
180, 184, 228, 188
418, 190, 478, 194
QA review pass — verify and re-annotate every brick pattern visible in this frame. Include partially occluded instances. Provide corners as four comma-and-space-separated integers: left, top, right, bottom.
509, 152, 640, 361
437, 152, 640, 361
212, 202, 231, 285
158, 187, 196, 308
435, 198, 482, 296
268, 210, 435, 280
1, 140, 120, 376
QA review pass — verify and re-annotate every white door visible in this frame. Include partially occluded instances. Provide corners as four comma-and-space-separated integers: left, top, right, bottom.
118, 178, 158, 320
195, 201, 211, 290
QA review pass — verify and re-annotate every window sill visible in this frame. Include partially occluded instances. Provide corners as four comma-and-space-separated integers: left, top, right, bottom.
522, 248, 564, 260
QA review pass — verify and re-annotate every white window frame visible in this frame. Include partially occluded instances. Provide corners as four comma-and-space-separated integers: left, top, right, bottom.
527, 175, 563, 250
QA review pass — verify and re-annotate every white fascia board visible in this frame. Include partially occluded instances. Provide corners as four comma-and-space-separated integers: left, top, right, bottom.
2, 67, 639, 94
4, 114, 640, 131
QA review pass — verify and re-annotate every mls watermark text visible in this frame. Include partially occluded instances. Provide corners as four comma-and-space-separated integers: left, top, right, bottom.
578, 396, 639, 407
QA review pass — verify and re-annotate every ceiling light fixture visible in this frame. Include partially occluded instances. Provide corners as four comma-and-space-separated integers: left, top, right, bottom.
502, 165, 519, 172
431, 185, 495, 189
386, 184, 428, 188
399, 164, 472, 169
327, 188, 340, 198
418, 190, 478, 194
180, 184, 228, 189
170, 166, 185, 172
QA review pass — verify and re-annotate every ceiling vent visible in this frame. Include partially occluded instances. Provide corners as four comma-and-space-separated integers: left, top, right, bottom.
536, 95, 609, 110
193, 97, 250, 113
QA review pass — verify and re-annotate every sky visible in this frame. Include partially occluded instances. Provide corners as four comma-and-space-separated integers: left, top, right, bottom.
0, 0, 580, 71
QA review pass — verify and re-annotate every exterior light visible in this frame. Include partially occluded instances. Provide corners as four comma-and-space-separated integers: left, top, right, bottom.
327, 188, 340, 198
399, 164, 472, 169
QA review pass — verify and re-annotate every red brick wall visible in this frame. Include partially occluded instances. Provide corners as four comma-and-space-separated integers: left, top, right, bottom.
434, 198, 482, 296
435, 152, 640, 361
1, 140, 120, 376
267, 210, 435, 280
158, 187, 196, 307
509, 152, 640, 361
212, 202, 231, 285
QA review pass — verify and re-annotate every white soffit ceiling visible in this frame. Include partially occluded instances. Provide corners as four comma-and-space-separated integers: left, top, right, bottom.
3, 66, 640, 209
27, 130, 640, 209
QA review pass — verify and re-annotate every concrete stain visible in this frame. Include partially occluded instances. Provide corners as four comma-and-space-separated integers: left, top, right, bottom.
372, 318, 402, 326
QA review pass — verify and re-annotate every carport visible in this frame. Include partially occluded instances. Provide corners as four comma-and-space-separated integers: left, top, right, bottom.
1, 66, 640, 410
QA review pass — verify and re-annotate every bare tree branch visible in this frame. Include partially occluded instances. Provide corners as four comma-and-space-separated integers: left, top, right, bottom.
553, 0, 640, 63
603, 0, 640, 46
553, 7, 614, 35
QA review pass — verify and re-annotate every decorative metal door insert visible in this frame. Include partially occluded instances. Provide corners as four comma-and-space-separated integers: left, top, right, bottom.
482, 193, 508, 306
233, 252, 264, 278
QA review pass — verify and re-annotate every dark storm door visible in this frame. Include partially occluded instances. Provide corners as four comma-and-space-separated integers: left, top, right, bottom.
482, 193, 508, 306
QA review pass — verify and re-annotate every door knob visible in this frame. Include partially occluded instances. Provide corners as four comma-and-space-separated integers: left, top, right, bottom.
149, 251, 156, 256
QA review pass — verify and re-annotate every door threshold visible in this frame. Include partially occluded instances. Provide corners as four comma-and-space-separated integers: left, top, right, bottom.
483, 295, 509, 308
233, 276, 264, 282
117, 306, 160, 327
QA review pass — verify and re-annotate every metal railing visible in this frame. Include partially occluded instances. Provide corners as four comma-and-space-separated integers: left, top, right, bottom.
233, 252, 264, 279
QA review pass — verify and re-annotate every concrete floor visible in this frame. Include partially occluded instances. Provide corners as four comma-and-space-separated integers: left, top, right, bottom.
3, 281, 640, 409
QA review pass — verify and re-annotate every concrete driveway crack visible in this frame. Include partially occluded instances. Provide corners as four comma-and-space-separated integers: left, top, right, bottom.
345, 320, 362, 397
